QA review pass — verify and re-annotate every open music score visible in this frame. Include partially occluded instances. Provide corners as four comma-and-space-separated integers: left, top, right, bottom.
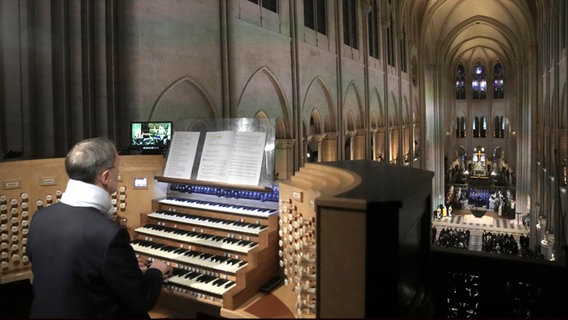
132, 181, 281, 314
197, 131, 267, 186
162, 131, 200, 178
163, 130, 267, 186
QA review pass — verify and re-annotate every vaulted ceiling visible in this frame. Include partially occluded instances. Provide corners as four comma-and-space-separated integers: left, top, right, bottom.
409, 0, 538, 70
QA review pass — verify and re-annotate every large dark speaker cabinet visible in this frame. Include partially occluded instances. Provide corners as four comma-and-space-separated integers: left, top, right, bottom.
314, 161, 434, 318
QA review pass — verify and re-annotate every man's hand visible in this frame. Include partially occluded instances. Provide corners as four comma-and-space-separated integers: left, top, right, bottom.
149, 259, 173, 278
138, 259, 149, 273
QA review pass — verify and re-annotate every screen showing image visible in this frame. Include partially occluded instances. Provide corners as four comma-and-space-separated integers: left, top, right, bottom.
134, 177, 148, 188
131, 121, 172, 151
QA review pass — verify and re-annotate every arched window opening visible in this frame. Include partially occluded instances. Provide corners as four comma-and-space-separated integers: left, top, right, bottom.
367, 0, 380, 59
493, 62, 504, 99
386, 12, 395, 66
456, 116, 466, 138
494, 116, 505, 138
248, 0, 278, 13
473, 116, 480, 137
480, 76, 487, 99
480, 116, 487, 137
455, 63, 466, 99
494, 116, 500, 138
343, 0, 358, 49
472, 62, 486, 99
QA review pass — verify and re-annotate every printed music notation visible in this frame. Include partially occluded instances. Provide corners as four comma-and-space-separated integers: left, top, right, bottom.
162, 130, 267, 186
163, 131, 200, 179
196, 131, 266, 186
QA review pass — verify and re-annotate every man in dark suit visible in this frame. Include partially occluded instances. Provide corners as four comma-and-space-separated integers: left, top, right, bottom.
26, 137, 172, 318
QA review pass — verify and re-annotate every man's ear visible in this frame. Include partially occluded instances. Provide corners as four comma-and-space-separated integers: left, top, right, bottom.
99, 169, 111, 186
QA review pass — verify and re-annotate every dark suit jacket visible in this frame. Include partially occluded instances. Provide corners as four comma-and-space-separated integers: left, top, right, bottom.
26, 202, 164, 318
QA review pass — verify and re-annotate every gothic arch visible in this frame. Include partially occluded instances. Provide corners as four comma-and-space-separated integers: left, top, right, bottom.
402, 95, 410, 125
369, 87, 384, 126
237, 66, 292, 138
371, 112, 378, 129
149, 75, 218, 121
343, 81, 365, 129
388, 91, 399, 127
309, 109, 323, 134
274, 118, 288, 140
346, 110, 356, 131
302, 76, 337, 132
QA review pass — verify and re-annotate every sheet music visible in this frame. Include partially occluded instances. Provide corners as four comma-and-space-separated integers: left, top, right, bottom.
226, 131, 266, 185
163, 131, 201, 179
196, 131, 266, 185
196, 131, 233, 183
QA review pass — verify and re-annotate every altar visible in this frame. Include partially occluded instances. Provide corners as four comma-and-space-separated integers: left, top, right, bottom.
467, 176, 492, 187
471, 146, 487, 177
472, 160, 486, 176
469, 205, 487, 218
463, 213, 494, 225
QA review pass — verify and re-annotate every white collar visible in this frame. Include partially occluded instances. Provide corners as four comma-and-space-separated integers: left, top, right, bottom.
60, 179, 115, 218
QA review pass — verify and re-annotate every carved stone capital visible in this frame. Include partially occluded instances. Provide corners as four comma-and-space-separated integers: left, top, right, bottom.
276, 139, 295, 149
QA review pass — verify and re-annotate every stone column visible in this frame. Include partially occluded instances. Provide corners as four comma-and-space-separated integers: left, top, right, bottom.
321, 132, 338, 162
275, 139, 295, 180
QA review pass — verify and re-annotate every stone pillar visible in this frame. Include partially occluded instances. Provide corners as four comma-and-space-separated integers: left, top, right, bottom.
370, 128, 378, 161
352, 129, 367, 160
275, 139, 295, 180
321, 132, 338, 162
314, 133, 327, 162
346, 131, 357, 160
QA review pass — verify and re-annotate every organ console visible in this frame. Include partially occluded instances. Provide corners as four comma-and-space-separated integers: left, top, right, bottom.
276, 160, 434, 318
204, 160, 434, 318
133, 177, 281, 317
0, 141, 433, 318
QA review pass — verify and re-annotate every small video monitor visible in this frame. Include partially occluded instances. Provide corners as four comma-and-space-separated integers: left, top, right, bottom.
130, 121, 172, 154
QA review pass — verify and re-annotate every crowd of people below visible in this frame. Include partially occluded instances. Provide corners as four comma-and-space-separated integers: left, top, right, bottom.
433, 227, 470, 250
482, 231, 520, 255
432, 227, 542, 259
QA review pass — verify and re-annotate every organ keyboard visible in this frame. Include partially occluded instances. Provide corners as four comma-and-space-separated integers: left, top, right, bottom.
131, 239, 248, 273
167, 267, 236, 296
135, 224, 258, 253
158, 197, 278, 218
147, 209, 268, 235
132, 180, 280, 315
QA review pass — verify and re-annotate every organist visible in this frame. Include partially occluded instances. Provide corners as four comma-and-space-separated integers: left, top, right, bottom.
26, 138, 172, 318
